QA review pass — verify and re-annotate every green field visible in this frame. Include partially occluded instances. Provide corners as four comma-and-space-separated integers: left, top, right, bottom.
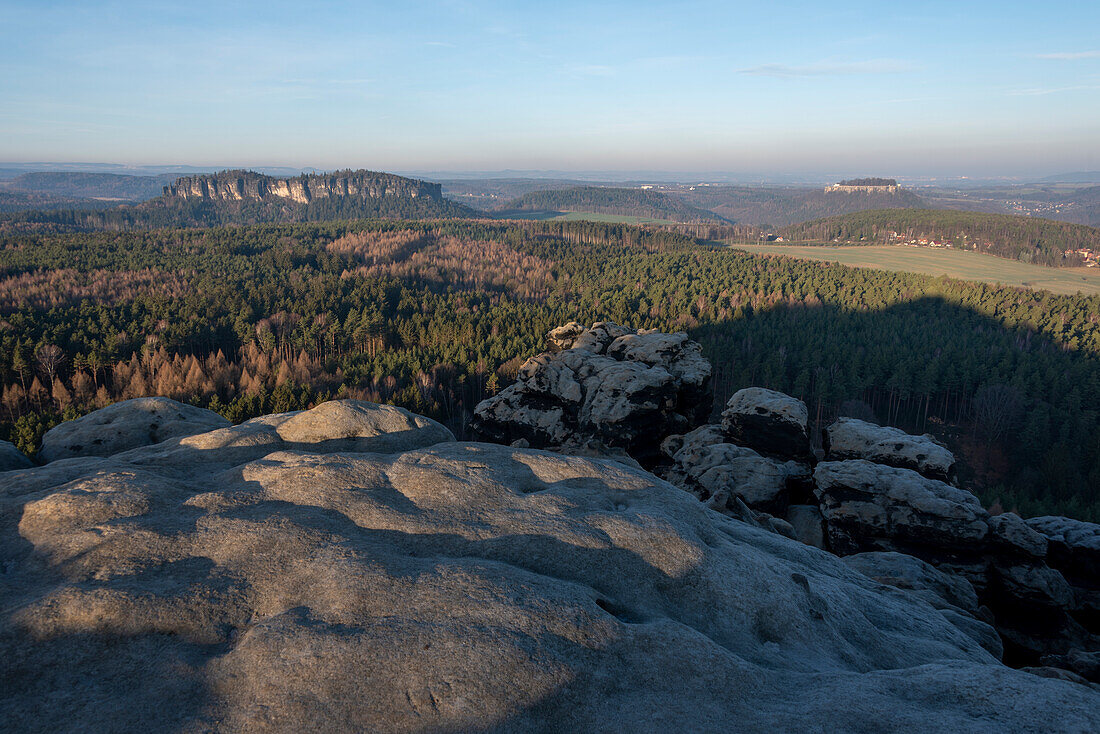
731, 243, 1100, 296
500, 210, 682, 225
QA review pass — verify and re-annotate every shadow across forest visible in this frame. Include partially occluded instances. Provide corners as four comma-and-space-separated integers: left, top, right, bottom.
685, 295, 1100, 520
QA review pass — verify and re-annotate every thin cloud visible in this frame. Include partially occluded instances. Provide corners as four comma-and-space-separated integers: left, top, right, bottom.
275, 78, 373, 87
1034, 50, 1100, 60
737, 59, 916, 78
1009, 84, 1100, 96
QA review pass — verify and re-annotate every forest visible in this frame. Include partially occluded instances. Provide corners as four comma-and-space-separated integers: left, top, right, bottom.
779, 208, 1100, 266
498, 186, 723, 223
2, 217, 1100, 521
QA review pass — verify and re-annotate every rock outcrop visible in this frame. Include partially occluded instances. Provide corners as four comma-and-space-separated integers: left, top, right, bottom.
813, 456, 1097, 674
3, 398, 1098, 731
722, 387, 811, 461
163, 169, 442, 204
660, 424, 811, 515
0, 440, 32, 471
813, 459, 990, 555
471, 322, 711, 463
1027, 515, 1100, 582
648, 371, 1100, 680
658, 389, 813, 526
37, 397, 230, 463
824, 417, 956, 483
1025, 516, 1100, 650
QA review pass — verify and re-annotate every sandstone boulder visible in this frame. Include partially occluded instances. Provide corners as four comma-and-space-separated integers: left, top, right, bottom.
471, 323, 711, 462
1026, 515, 1100, 582
4, 403, 1098, 731
813, 459, 990, 555
824, 417, 957, 483
0, 440, 32, 472
38, 397, 230, 462
721, 387, 810, 460
989, 512, 1048, 559
273, 399, 454, 453
992, 562, 1076, 609
660, 425, 811, 514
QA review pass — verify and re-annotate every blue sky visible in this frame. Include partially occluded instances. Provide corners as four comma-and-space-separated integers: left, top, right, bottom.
2, 0, 1099, 176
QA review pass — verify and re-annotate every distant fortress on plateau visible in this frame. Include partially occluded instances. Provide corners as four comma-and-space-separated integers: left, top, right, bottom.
824, 177, 900, 194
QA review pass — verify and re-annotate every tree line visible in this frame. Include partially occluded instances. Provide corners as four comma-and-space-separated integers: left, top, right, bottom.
498, 186, 724, 223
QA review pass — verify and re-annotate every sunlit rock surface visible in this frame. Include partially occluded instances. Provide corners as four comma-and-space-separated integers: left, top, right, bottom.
38, 397, 230, 463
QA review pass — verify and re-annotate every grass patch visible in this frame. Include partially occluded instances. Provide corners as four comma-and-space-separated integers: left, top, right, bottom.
731, 243, 1100, 296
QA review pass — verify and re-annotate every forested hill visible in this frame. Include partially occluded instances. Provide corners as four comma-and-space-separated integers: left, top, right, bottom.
5, 172, 176, 201
669, 185, 928, 227
778, 209, 1100, 267
0, 170, 475, 231
498, 186, 725, 223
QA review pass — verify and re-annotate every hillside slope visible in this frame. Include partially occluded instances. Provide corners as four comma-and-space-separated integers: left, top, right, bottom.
778, 208, 1100, 267
499, 186, 726, 223
6, 171, 176, 201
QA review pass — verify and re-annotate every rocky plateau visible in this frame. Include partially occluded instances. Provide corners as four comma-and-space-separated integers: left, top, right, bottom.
162, 170, 442, 205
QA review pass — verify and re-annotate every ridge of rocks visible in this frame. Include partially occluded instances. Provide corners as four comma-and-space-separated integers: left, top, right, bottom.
476, 322, 1100, 684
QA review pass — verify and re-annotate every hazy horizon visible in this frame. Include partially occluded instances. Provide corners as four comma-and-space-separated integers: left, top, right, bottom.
3, 1, 1099, 177
4, 160, 1097, 186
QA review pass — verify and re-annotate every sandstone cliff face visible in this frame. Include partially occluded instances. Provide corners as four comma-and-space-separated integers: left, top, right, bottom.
162, 170, 442, 204
4, 398, 1098, 731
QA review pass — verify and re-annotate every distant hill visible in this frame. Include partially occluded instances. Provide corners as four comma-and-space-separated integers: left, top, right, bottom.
498, 186, 725, 223
1066, 186, 1100, 227
778, 208, 1100, 267
6, 171, 176, 201
440, 178, 591, 210
0, 169, 474, 231
669, 185, 928, 227
0, 191, 120, 214
1041, 172, 1100, 184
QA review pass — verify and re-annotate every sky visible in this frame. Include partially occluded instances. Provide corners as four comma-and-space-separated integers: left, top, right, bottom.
1, 0, 1099, 178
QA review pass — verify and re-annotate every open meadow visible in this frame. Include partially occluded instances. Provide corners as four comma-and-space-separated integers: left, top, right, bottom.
731, 243, 1100, 295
